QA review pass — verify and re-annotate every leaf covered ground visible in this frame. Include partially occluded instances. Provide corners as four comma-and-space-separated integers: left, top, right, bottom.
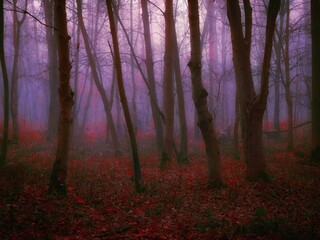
0, 138, 319, 239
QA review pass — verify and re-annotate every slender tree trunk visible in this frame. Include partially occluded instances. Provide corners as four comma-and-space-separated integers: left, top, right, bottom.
10, 0, 27, 143
106, 0, 143, 192
161, 0, 175, 165
227, 0, 280, 181
48, 0, 73, 197
233, 90, 240, 159
171, 9, 188, 164
310, 0, 320, 162
44, 0, 59, 142
130, 0, 138, 132
188, 0, 222, 187
0, 0, 9, 165
140, 0, 164, 159
76, 0, 120, 155
284, 0, 293, 150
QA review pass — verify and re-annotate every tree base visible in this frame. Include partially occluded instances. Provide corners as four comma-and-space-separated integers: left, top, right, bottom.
160, 151, 170, 168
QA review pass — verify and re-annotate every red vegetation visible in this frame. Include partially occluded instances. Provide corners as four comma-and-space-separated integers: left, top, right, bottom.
0, 138, 319, 239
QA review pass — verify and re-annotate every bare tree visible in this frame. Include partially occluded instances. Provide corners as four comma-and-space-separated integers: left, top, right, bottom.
43, 0, 59, 142
106, 0, 143, 192
227, 0, 280, 180
310, 0, 320, 162
76, 0, 120, 155
10, 0, 27, 143
161, 0, 175, 166
48, 0, 74, 197
187, 0, 222, 187
140, 0, 164, 160
0, 0, 9, 165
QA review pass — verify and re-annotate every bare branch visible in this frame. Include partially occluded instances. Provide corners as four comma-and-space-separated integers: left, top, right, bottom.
5, 0, 56, 30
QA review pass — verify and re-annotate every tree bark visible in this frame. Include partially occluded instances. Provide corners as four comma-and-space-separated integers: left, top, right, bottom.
10, 0, 27, 143
0, 0, 10, 165
283, 0, 293, 150
188, 0, 222, 187
44, 0, 59, 142
161, 0, 175, 165
106, 0, 143, 192
48, 0, 73, 197
227, 0, 280, 181
171, 6, 188, 164
140, 0, 164, 159
311, 0, 320, 162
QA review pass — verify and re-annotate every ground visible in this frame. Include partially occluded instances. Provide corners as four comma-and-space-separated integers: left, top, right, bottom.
0, 136, 319, 239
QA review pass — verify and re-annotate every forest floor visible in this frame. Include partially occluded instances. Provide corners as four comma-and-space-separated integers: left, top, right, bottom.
0, 135, 320, 240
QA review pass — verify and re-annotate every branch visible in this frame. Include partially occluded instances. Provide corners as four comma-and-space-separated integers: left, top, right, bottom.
5, 0, 56, 30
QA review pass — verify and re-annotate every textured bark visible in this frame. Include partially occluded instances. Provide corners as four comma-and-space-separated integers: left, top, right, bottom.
311, 0, 320, 162
48, 0, 73, 197
106, 0, 143, 192
0, 0, 9, 165
44, 0, 59, 142
227, 0, 280, 181
162, 0, 175, 164
76, 0, 120, 155
188, 0, 222, 187
141, 0, 162, 145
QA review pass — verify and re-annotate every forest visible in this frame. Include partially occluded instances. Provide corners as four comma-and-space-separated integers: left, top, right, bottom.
0, 0, 320, 239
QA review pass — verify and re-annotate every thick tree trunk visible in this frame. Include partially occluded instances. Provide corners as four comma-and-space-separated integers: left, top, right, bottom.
227, 0, 280, 181
106, 0, 143, 192
311, 0, 320, 162
0, 0, 10, 165
48, 0, 73, 197
76, 0, 120, 155
44, 0, 59, 142
141, 0, 164, 158
188, 0, 222, 187
161, 0, 175, 165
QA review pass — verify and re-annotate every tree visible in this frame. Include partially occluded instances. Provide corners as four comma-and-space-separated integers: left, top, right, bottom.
140, 0, 164, 160
171, 3, 188, 164
0, 0, 9, 165
187, 0, 222, 187
310, 0, 320, 162
48, 0, 74, 197
106, 0, 143, 192
161, 0, 175, 165
43, 0, 59, 142
76, 0, 120, 155
10, 0, 27, 143
227, 0, 280, 180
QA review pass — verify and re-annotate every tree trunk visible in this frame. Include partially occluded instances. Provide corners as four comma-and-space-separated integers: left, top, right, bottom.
140, 0, 164, 159
310, 0, 320, 162
44, 0, 59, 142
106, 0, 143, 192
161, 0, 175, 165
284, 0, 293, 150
187, 0, 222, 187
48, 0, 73, 197
0, 0, 10, 165
10, 0, 27, 143
171, 8, 188, 164
227, 0, 280, 181
76, 0, 120, 155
